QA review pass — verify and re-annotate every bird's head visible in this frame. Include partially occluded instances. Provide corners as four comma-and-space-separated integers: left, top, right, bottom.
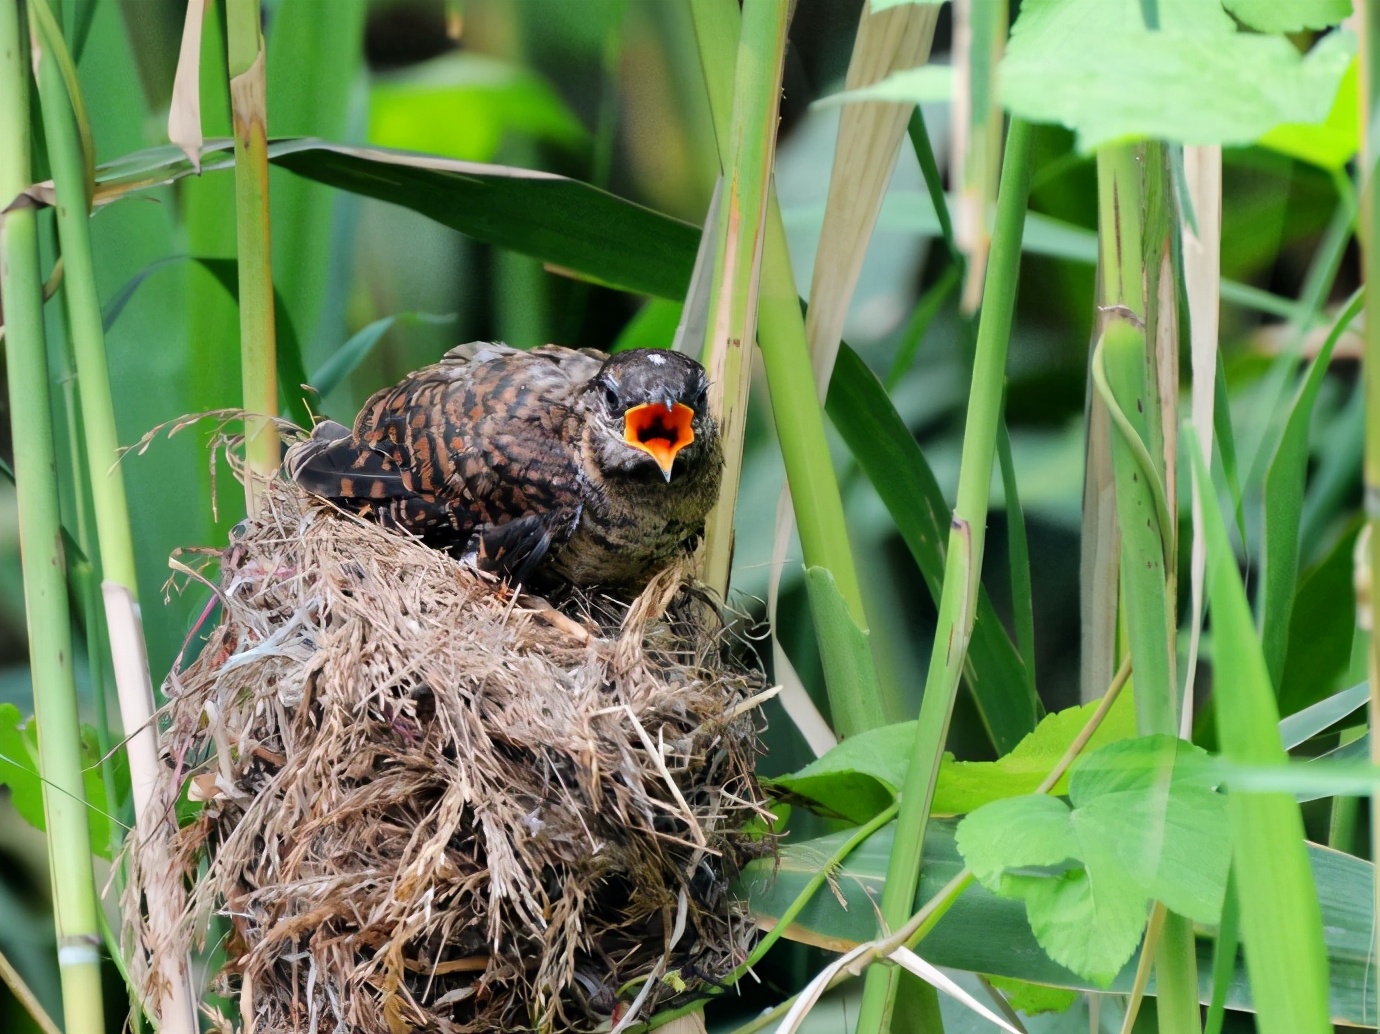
582, 348, 717, 483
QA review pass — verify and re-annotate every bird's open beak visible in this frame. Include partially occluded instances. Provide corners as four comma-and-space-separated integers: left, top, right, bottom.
624, 402, 695, 481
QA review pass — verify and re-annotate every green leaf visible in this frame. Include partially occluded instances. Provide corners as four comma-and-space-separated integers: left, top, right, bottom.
768, 721, 909, 823
0, 704, 125, 859
955, 735, 1229, 987
802, 566, 885, 741
309, 312, 457, 400
827, 344, 1040, 753
1277, 525, 1363, 718
984, 976, 1077, 1016
1260, 290, 1363, 687
1189, 429, 1334, 1034
1007, 867, 1145, 988
1222, 0, 1352, 33
769, 691, 1136, 823
1002, 0, 1355, 152
369, 52, 587, 163
0, 703, 44, 832
816, 65, 953, 107
267, 141, 700, 299
1259, 56, 1359, 171
1278, 680, 1367, 750
935, 690, 1136, 813
83, 140, 701, 301
1070, 738, 1229, 922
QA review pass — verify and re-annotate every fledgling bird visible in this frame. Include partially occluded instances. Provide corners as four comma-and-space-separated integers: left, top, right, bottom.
285, 343, 723, 590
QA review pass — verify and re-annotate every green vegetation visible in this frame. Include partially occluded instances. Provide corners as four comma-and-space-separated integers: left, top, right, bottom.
0, 1, 1375, 1032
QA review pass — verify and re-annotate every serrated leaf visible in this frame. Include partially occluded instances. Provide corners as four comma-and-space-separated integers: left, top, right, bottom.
1002, 0, 1354, 152
1011, 867, 1147, 987
936, 690, 1136, 814
955, 735, 1229, 987
1222, 0, 1352, 33
770, 691, 1136, 823
956, 794, 1078, 889
1258, 56, 1358, 171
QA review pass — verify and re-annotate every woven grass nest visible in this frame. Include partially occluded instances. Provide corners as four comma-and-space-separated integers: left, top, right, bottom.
127, 476, 773, 1034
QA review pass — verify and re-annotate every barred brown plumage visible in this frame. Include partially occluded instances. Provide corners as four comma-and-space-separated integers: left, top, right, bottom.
285, 343, 723, 589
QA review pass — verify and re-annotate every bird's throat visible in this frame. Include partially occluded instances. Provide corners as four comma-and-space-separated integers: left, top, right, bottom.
623, 402, 694, 475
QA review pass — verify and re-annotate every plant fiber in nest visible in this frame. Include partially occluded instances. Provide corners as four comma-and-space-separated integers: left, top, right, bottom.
126, 478, 771, 1033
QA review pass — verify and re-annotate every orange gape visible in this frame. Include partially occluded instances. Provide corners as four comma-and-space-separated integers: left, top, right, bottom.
623, 401, 696, 476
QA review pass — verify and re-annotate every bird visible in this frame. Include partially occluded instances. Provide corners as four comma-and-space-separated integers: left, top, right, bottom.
285, 343, 723, 590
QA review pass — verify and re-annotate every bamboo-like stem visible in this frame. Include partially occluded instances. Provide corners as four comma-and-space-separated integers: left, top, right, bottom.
854, 117, 1034, 1034
1094, 142, 1197, 1034
0, 3, 105, 1032
31, 3, 200, 1029
690, 0, 783, 600
690, 0, 889, 733
227, 0, 278, 513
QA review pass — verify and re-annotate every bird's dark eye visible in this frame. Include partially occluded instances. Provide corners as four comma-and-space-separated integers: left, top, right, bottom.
599, 377, 621, 410
693, 380, 709, 408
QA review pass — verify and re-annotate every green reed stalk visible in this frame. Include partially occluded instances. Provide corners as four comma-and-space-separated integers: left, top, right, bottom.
227, 0, 278, 512
1094, 142, 1199, 1034
690, 0, 890, 733
854, 117, 1034, 1034
0, 3, 105, 1031
31, 3, 201, 1028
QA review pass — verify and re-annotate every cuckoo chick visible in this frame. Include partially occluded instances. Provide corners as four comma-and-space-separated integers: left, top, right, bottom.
286, 343, 723, 589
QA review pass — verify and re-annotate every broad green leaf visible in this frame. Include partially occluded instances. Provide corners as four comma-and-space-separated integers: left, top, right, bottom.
767, 720, 909, 823
1007, 867, 1145, 988
75, 140, 701, 301
958, 794, 1078, 889
369, 52, 586, 163
955, 735, 1229, 986
265, 142, 699, 299
1222, 0, 1352, 33
936, 691, 1136, 814
1002, 0, 1355, 152
1189, 431, 1334, 1034
1070, 738, 1229, 922
737, 817, 1377, 1024
769, 691, 1135, 823
827, 344, 1039, 753
1259, 57, 1359, 171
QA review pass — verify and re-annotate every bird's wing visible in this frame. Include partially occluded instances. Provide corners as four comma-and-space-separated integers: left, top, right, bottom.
288, 343, 606, 543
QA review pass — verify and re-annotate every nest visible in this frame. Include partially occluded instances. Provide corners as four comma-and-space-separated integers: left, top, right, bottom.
126, 478, 772, 1033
